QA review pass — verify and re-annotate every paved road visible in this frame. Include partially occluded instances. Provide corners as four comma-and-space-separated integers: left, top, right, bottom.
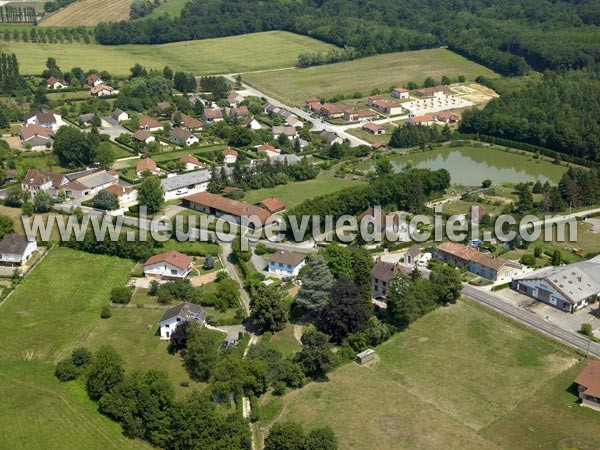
464, 285, 600, 358
224, 74, 371, 147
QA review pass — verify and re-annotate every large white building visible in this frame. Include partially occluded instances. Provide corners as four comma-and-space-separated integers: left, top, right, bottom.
511, 256, 600, 313
159, 302, 205, 339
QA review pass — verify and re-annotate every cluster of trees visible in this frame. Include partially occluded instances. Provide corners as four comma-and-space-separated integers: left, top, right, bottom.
387, 265, 462, 329
130, 0, 159, 19
0, 26, 92, 44
0, 6, 36, 23
56, 345, 252, 450
62, 229, 154, 260
44, 0, 77, 12
389, 123, 452, 149
94, 0, 600, 75
558, 167, 600, 208
149, 278, 204, 304
297, 47, 358, 68
0, 52, 25, 95
460, 70, 600, 162
209, 158, 319, 194
53, 127, 114, 168
265, 421, 338, 450
137, 175, 164, 213
199, 76, 229, 100
286, 168, 451, 233
116, 74, 172, 112
173, 71, 196, 93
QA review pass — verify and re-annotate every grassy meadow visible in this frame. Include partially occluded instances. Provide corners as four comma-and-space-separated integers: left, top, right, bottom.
41, 0, 130, 26
244, 48, 500, 106
243, 175, 362, 209
0, 31, 335, 75
260, 300, 598, 450
0, 247, 157, 449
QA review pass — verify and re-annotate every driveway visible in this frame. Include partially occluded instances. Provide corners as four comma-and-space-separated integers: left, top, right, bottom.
100, 116, 131, 140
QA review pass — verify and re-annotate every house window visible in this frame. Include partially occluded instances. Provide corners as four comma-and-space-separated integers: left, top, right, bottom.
171, 269, 177, 275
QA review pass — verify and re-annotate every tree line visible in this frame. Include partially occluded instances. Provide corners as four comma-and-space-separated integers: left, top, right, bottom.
94, 0, 600, 75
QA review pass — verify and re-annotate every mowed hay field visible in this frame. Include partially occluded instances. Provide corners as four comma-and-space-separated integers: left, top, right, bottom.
41, 0, 130, 26
260, 300, 600, 450
244, 48, 500, 106
0, 31, 335, 75
0, 248, 153, 450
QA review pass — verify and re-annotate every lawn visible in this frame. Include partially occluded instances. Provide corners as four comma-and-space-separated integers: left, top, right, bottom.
264, 300, 584, 449
0, 31, 335, 75
244, 48, 500, 107
0, 247, 154, 449
265, 324, 301, 357
243, 175, 362, 209
41, 0, 131, 26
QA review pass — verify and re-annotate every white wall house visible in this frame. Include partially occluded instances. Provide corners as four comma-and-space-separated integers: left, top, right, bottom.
0, 234, 38, 265
144, 250, 193, 279
267, 251, 306, 277
159, 302, 205, 339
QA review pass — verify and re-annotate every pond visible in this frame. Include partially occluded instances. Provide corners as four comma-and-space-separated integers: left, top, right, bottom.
361, 146, 568, 185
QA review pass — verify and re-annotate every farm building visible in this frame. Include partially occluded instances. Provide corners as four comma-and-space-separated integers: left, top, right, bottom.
183, 191, 271, 228
257, 197, 286, 214
362, 122, 385, 135
511, 256, 600, 313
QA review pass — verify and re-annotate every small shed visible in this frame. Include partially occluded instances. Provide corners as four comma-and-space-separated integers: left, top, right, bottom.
356, 349, 376, 365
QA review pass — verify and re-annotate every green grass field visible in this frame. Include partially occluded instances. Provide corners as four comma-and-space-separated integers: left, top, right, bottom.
243, 175, 362, 209
0, 31, 335, 75
147, 0, 188, 17
0, 247, 155, 449
262, 300, 595, 450
244, 48, 500, 106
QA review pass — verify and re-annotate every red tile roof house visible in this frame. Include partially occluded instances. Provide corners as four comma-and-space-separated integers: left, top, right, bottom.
21, 170, 67, 197
180, 154, 203, 171
139, 116, 163, 132
367, 95, 385, 107
90, 84, 118, 97
169, 128, 200, 146
256, 144, 280, 158
358, 206, 404, 235
222, 148, 239, 164
305, 97, 321, 106
104, 184, 138, 209
372, 99, 404, 115
433, 241, 522, 283
362, 122, 385, 135
257, 197, 286, 214
144, 250, 193, 280
434, 111, 460, 124
46, 76, 67, 89
391, 87, 409, 99
230, 106, 249, 118
415, 85, 453, 98
19, 125, 54, 150
203, 108, 223, 124
320, 103, 343, 119
86, 72, 104, 86
343, 109, 378, 122
183, 192, 272, 229
575, 361, 600, 411
308, 101, 323, 114
408, 115, 435, 126
272, 126, 297, 140
172, 112, 204, 130
136, 157, 161, 176
226, 91, 245, 107
268, 251, 306, 277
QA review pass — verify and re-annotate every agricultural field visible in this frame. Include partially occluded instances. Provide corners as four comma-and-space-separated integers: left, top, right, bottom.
147, 0, 188, 18
244, 48, 500, 106
0, 31, 336, 75
41, 0, 131, 26
0, 247, 154, 450
243, 175, 362, 209
260, 300, 599, 450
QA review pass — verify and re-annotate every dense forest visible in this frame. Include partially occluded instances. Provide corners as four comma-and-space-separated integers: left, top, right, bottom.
460, 70, 600, 162
95, 0, 600, 75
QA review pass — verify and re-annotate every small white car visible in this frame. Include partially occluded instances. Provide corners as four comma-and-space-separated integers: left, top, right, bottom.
176, 187, 189, 195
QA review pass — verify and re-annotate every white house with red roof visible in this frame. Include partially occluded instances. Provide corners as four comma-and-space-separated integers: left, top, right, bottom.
144, 250, 193, 279
180, 154, 203, 171
222, 148, 238, 164
136, 157, 160, 177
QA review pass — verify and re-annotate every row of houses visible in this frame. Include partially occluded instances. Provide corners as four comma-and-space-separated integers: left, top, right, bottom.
21, 168, 121, 201
408, 111, 461, 126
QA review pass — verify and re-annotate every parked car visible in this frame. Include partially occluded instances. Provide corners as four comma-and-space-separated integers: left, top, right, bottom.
176, 187, 189, 195
294, 279, 303, 286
